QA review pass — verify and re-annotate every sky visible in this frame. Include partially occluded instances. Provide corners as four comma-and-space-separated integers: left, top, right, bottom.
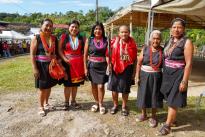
0, 0, 135, 15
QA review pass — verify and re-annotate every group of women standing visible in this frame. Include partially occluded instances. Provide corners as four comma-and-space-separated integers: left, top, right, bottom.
30, 17, 193, 136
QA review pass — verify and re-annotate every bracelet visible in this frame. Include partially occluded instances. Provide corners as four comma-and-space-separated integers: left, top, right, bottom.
181, 80, 187, 85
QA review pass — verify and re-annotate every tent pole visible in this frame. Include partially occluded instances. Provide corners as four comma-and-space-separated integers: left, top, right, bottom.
111, 23, 114, 39
130, 14, 133, 37
146, 10, 154, 45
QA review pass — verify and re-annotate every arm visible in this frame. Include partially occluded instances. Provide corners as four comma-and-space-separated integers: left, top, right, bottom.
132, 42, 138, 79
30, 36, 39, 79
135, 47, 144, 85
179, 39, 193, 92
84, 38, 89, 76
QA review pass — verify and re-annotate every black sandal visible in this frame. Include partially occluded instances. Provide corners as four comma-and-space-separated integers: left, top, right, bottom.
121, 108, 129, 116
110, 106, 118, 114
157, 124, 171, 136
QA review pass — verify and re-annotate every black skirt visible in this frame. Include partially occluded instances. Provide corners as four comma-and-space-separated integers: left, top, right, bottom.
136, 70, 163, 108
61, 61, 84, 87
87, 61, 108, 84
35, 61, 58, 89
160, 67, 187, 108
107, 65, 133, 94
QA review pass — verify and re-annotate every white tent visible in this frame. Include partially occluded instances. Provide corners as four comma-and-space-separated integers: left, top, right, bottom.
105, 0, 205, 30
26, 28, 40, 39
0, 30, 30, 40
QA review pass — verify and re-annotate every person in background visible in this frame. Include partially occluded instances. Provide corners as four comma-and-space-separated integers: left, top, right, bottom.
2, 41, 11, 57
108, 25, 137, 116
58, 20, 85, 110
84, 22, 108, 114
136, 30, 163, 128
157, 18, 193, 135
0, 40, 3, 57
30, 18, 58, 116
22, 40, 27, 53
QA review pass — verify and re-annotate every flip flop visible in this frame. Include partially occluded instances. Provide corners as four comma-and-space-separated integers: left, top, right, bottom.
121, 108, 129, 116
110, 106, 118, 114
99, 106, 106, 114
91, 104, 99, 112
71, 101, 81, 109
38, 107, 46, 117
156, 124, 171, 136
44, 104, 56, 111
149, 118, 158, 128
136, 115, 148, 122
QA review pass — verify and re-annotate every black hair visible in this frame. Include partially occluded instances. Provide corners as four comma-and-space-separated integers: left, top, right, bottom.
171, 18, 186, 27
90, 21, 106, 39
41, 18, 53, 25
68, 20, 80, 27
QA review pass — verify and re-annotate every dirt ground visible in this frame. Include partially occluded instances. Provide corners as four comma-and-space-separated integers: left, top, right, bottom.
0, 58, 205, 137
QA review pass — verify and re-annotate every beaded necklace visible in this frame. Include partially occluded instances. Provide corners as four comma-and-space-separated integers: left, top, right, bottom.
149, 46, 162, 71
69, 35, 79, 50
40, 32, 55, 55
93, 38, 104, 49
119, 39, 129, 61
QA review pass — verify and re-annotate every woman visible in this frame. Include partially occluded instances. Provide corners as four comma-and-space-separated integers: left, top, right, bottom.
158, 18, 193, 135
108, 25, 137, 116
30, 18, 58, 116
136, 30, 163, 128
84, 22, 108, 114
58, 20, 85, 110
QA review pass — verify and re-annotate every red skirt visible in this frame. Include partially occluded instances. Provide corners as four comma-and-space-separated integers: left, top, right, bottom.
67, 55, 85, 83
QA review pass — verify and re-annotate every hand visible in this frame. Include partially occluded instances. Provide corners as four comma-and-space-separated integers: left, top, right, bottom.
179, 82, 187, 92
84, 68, 88, 77
63, 57, 69, 63
33, 69, 39, 79
108, 64, 112, 73
135, 78, 140, 86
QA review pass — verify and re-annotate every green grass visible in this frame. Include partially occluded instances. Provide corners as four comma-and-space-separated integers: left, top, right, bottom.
0, 55, 34, 94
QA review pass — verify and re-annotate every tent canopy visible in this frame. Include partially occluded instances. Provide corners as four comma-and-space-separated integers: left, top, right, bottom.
105, 0, 205, 29
0, 30, 30, 40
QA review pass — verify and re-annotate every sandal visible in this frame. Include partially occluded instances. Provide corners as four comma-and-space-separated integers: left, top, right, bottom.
91, 104, 99, 112
156, 124, 171, 136
44, 104, 56, 111
38, 107, 46, 117
136, 115, 148, 122
110, 106, 118, 114
149, 118, 158, 128
121, 108, 129, 116
99, 106, 106, 115
71, 101, 81, 109
63, 102, 69, 111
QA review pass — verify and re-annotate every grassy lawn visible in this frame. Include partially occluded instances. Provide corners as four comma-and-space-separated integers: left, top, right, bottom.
0, 55, 34, 94
0, 55, 204, 121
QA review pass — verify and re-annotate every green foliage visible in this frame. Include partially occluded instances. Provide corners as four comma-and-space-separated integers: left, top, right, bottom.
1, 9, 205, 48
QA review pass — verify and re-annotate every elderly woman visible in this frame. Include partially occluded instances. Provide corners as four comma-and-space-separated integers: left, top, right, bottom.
30, 18, 58, 116
136, 30, 163, 128
157, 18, 193, 135
58, 20, 85, 110
84, 22, 108, 114
108, 25, 137, 116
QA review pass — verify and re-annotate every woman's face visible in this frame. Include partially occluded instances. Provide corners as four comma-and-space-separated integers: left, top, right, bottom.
171, 21, 185, 38
119, 26, 130, 41
41, 21, 53, 35
150, 33, 161, 48
94, 25, 103, 38
69, 23, 79, 36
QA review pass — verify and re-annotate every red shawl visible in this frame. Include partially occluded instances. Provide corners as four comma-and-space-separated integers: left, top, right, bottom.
111, 37, 137, 74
